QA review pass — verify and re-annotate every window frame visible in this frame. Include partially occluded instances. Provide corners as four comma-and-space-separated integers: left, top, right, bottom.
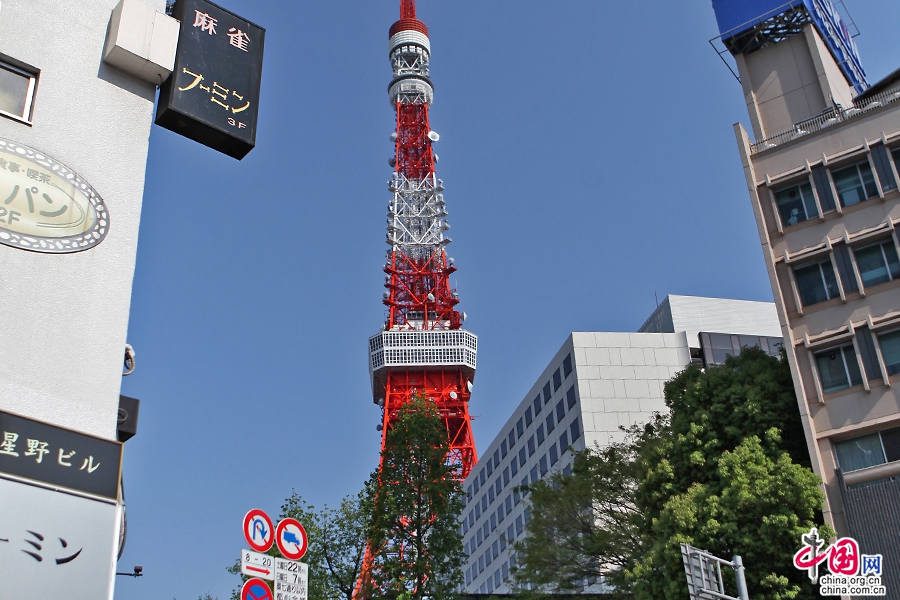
851, 236, 900, 291
792, 258, 841, 308
0, 58, 38, 125
830, 158, 880, 208
773, 179, 820, 228
811, 342, 864, 396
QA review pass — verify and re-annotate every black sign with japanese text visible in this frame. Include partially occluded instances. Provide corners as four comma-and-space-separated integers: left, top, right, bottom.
0, 410, 122, 500
156, 0, 265, 160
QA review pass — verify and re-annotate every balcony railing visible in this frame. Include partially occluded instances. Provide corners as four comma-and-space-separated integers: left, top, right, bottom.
750, 84, 900, 154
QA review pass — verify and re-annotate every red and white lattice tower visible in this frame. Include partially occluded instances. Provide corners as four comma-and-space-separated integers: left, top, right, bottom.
367, 0, 478, 480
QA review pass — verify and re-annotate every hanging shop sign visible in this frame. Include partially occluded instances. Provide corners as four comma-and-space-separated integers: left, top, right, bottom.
0, 138, 109, 253
156, 0, 265, 160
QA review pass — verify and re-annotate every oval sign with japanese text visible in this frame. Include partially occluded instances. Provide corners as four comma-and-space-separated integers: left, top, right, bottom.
0, 137, 108, 253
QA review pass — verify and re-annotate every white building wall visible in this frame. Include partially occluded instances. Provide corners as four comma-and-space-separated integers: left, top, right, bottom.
461, 296, 778, 594
0, 0, 162, 440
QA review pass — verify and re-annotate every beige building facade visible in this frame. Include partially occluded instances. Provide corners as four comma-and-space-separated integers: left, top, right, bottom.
718, 1, 900, 556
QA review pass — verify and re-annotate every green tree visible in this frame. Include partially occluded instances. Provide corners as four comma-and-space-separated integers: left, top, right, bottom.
511, 438, 642, 594
516, 347, 831, 600
228, 492, 370, 600
627, 348, 833, 600
361, 394, 465, 600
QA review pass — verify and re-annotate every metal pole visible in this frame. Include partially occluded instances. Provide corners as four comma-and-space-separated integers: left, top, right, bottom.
732, 555, 749, 600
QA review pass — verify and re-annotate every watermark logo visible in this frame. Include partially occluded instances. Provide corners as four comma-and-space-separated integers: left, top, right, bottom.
792, 528, 885, 596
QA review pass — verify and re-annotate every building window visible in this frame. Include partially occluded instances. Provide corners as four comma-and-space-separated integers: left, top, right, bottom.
501, 439, 507, 458
570, 418, 581, 442
477, 529, 483, 545
486, 460, 493, 477
794, 259, 840, 306
495, 478, 502, 495
566, 385, 577, 409
516, 417, 524, 438
563, 354, 573, 377
553, 368, 562, 391
488, 487, 494, 503
539, 455, 548, 475
494, 450, 501, 468
527, 435, 535, 456
834, 428, 900, 472
559, 430, 569, 451
469, 511, 474, 526
503, 467, 510, 487
515, 516, 523, 536
505, 495, 512, 513
815, 344, 862, 393
466, 569, 472, 585
490, 514, 496, 531
855, 238, 900, 289
481, 496, 487, 511
556, 399, 565, 421
543, 382, 551, 403
494, 568, 501, 587
518, 447, 526, 465
549, 443, 558, 465
473, 478, 479, 493
536, 424, 545, 446
0, 60, 37, 124
774, 181, 818, 226
508, 429, 516, 447
878, 330, 900, 377
507, 523, 514, 541
510, 456, 518, 476
533, 394, 542, 415
833, 160, 879, 207
525, 407, 532, 427
546, 412, 555, 433
502, 562, 509, 581
499, 532, 506, 550
530, 465, 538, 483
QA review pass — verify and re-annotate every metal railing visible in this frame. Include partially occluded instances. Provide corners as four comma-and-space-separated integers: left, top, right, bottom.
751, 84, 900, 154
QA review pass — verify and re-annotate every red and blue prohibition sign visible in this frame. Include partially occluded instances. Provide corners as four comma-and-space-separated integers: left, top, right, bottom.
243, 508, 274, 553
241, 578, 274, 600
275, 518, 308, 560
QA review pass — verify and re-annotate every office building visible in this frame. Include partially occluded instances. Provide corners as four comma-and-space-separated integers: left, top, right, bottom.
711, 0, 900, 583
460, 295, 781, 594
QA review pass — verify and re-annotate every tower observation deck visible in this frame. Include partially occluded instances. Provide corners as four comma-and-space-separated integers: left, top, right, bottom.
368, 0, 478, 480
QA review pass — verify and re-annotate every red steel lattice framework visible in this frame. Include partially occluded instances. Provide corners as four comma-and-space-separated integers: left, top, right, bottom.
356, 2, 478, 595
370, 0, 477, 483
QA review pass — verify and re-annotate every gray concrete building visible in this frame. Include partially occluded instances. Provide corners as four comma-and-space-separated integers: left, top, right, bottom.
712, 0, 900, 586
460, 295, 780, 594
0, 1, 177, 597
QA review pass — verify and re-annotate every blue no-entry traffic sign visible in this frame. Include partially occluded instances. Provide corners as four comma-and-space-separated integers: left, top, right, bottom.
243, 509, 274, 553
241, 577, 274, 600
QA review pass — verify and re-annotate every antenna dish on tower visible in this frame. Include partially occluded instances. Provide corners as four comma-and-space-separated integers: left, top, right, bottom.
428, 131, 439, 142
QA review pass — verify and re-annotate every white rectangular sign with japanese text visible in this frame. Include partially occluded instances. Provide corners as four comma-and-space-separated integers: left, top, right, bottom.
0, 476, 119, 600
274, 558, 308, 600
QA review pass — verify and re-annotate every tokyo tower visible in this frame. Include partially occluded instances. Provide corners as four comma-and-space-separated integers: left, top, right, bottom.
367, 0, 478, 481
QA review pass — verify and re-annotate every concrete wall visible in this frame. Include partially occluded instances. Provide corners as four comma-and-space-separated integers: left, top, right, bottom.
0, 0, 162, 441
736, 25, 855, 140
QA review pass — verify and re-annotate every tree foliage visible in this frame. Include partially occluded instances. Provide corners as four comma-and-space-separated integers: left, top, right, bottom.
361, 394, 465, 600
515, 347, 832, 600
511, 439, 641, 593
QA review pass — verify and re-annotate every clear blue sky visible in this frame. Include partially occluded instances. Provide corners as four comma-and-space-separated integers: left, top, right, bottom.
114, 1, 900, 598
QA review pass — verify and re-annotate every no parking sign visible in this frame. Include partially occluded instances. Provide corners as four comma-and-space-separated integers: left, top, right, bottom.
241, 577, 274, 600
